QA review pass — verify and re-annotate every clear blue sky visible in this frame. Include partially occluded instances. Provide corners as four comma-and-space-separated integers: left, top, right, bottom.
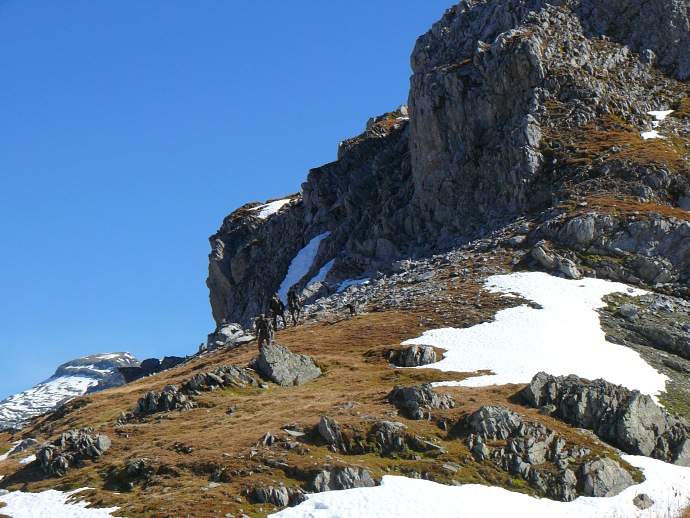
0, 1, 451, 399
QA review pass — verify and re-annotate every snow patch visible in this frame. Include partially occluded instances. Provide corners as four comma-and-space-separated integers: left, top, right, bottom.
0, 441, 21, 461
402, 272, 666, 400
337, 278, 371, 293
278, 232, 331, 302
251, 199, 291, 219
648, 109, 673, 121
306, 259, 335, 286
18, 454, 35, 465
641, 130, 664, 139
271, 455, 690, 517
0, 488, 121, 517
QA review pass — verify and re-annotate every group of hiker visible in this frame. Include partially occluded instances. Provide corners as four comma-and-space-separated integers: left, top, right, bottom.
254, 286, 303, 350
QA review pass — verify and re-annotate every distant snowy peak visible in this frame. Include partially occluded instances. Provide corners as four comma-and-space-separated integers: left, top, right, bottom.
0, 352, 139, 432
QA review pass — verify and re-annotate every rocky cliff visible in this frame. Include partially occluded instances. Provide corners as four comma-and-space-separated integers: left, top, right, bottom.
208, 0, 690, 328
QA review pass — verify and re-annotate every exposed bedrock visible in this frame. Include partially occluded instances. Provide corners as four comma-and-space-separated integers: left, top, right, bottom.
208, 0, 690, 326
522, 372, 690, 466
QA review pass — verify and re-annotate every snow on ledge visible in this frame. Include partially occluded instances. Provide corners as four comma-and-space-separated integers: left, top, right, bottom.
402, 272, 667, 400
272, 455, 690, 517
251, 199, 291, 219
0, 488, 121, 517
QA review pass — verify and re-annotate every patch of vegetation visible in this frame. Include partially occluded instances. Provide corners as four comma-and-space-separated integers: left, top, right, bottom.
671, 97, 690, 120
543, 112, 690, 174
576, 195, 690, 222
658, 386, 690, 421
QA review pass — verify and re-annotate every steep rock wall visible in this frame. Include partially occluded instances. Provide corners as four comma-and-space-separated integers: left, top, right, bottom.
208, 0, 690, 327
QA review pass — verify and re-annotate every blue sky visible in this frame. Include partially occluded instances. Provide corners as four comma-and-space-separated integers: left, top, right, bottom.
0, 1, 450, 399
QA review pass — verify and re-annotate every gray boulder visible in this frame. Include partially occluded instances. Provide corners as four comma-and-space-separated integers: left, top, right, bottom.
388, 384, 455, 420
633, 493, 654, 510
393, 345, 437, 367
313, 466, 375, 492
369, 421, 409, 453
465, 405, 636, 500
254, 485, 306, 507
37, 429, 111, 478
580, 457, 635, 497
254, 344, 322, 387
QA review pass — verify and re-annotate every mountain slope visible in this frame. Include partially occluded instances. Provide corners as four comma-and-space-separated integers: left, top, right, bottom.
207, 0, 690, 328
0, 353, 139, 432
2, 0, 690, 516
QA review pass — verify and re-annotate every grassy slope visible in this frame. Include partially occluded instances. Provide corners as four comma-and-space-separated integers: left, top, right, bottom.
0, 260, 642, 517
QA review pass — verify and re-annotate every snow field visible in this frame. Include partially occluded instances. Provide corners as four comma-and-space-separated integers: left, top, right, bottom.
0, 488, 121, 517
403, 272, 667, 400
272, 455, 690, 517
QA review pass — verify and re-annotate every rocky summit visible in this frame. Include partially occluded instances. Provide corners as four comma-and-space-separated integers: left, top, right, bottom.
0, 352, 139, 433
2, 0, 690, 517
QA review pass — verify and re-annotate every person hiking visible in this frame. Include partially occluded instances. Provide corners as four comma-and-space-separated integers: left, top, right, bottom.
268, 293, 286, 330
287, 286, 303, 326
255, 313, 273, 350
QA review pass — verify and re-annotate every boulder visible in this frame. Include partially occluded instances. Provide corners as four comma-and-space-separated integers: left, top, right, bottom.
387, 384, 455, 420
36, 429, 111, 477
393, 345, 437, 367
313, 466, 375, 492
579, 457, 635, 497
254, 485, 305, 507
254, 344, 321, 387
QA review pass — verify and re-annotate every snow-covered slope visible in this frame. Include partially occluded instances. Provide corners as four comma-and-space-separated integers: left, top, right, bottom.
0, 352, 139, 432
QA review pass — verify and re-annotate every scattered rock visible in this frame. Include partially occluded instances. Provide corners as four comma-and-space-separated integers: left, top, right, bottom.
633, 493, 655, 509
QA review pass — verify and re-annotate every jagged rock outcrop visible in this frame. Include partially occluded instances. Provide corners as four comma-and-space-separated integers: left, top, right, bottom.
522, 372, 690, 465
387, 384, 455, 420
131, 365, 258, 418
252, 344, 322, 387
466, 406, 636, 500
36, 429, 111, 477
208, 0, 690, 327
254, 485, 306, 507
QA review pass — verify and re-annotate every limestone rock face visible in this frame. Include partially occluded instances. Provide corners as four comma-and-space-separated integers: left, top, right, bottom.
465, 405, 637, 500
522, 372, 690, 465
207, 0, 690, 326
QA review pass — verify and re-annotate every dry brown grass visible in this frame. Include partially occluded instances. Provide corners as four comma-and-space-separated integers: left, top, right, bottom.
0, 260, 633, 517
564, 194, 690, 222
543, 110, 690, 174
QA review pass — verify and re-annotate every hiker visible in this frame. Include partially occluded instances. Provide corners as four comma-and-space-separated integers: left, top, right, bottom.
287, 286, 302, 326
268, 293, 286, 330
255, 314, 273, 350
